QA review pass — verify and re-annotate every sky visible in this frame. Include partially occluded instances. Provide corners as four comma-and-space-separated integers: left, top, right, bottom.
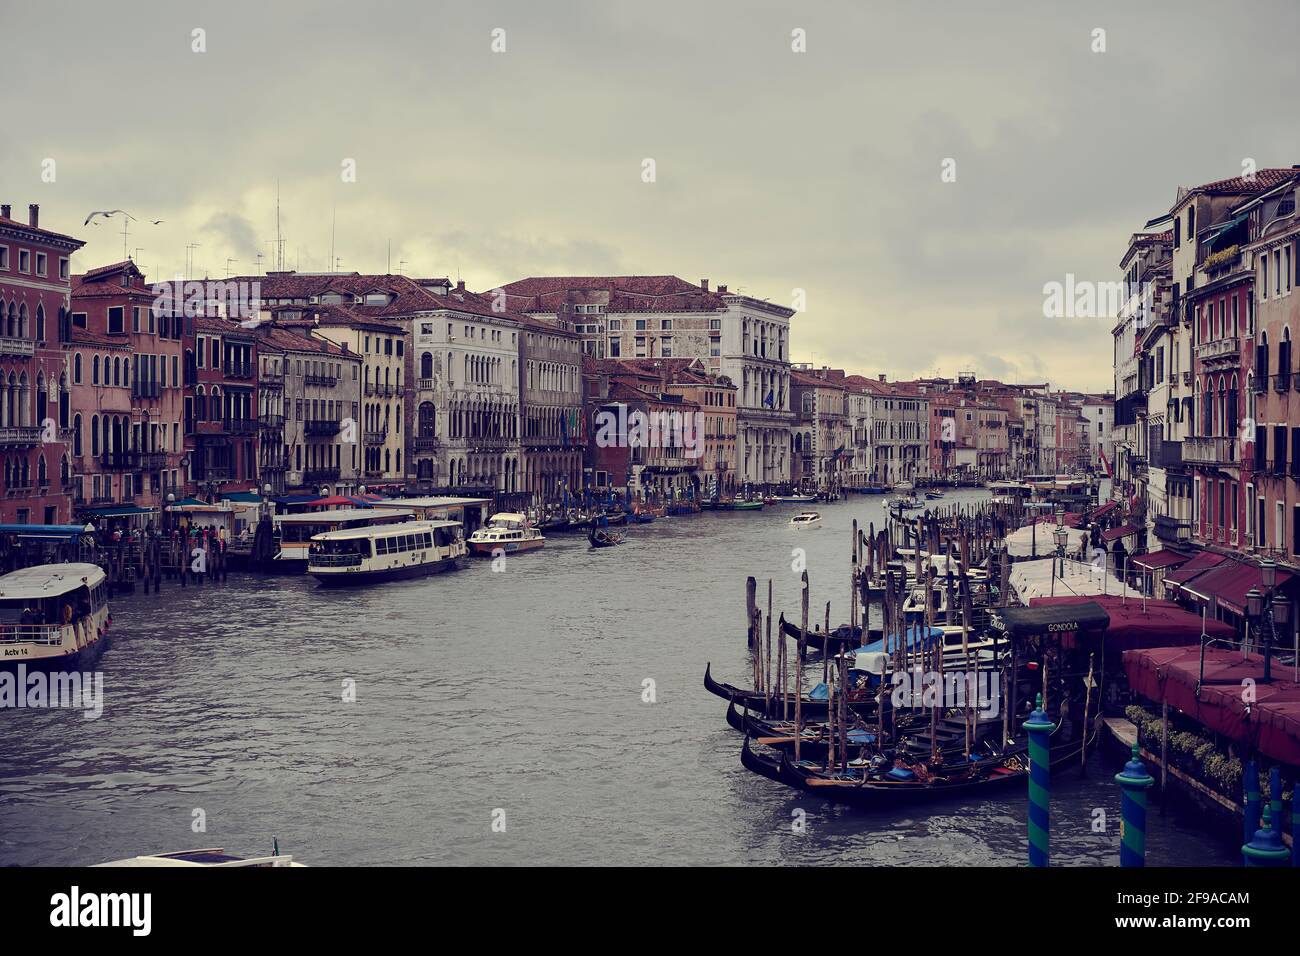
2, 0, 1298, 393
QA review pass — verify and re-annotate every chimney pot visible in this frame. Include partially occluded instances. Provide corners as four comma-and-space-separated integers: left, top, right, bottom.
717, 284, 727, 294
28, 204, 38, 228
456, 279, 465, 293
878, 373, 887, 382
700, 279, 709, 292
0, 204, 9, 219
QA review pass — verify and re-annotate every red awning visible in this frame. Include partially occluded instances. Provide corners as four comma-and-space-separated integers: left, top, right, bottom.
1182, 559, 1294, 616
1163, 551, 1227, 588
1123, 646, 1300, 765
1131, 549, 1191, 571
1100, 524, 1141, 542
306, 495, 356, 508
1030, 512, 1083, 527
1031, 595, 1231, 650
1091, 501, 1120, 520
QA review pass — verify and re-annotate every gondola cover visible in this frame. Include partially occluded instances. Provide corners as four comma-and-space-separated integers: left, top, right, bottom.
987, 602, 1109, 641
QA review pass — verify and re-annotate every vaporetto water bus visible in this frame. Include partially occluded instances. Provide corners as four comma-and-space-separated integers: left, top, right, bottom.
0, 563, 111, 672
307, 520, 468, 586
273, 507, 414, 571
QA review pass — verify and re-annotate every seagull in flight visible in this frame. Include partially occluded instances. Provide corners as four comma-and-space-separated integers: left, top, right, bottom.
83, 209, 136, 226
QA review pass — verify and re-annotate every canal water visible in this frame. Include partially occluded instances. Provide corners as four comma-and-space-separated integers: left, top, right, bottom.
0, 490, 1237, 866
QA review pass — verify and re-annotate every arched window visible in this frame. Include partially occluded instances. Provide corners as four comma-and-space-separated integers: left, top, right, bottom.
73, 353, 82, 384
421, 352, 433, 378
92, 355, 100, 385
35, 303, 44, 342
91, 414, 100, 455
73, 414, 83, 457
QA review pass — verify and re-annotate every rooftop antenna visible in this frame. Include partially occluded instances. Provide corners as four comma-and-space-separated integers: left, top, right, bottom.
386, 239, 391, 275
185, 243, 201, 281
275, 179, 282, 272
133, 247, 145, 262
330, 205, 336, 274
254, 251, 265, 275
398, 259, 408, 277
121, 217, 131, 260
225, 258, 238, 278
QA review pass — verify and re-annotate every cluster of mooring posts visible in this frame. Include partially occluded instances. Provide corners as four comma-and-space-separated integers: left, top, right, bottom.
715, 496, 1299, 866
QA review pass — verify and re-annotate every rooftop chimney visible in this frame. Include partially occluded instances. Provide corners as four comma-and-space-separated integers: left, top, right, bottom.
28, 204, 38, 228
717, 284, 727, 294
455, 279, 466, 293
0, 204, 9, 219
878, 374, 887, 382
700, 279, 709, 292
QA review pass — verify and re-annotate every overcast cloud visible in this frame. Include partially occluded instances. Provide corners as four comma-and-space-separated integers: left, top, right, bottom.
3, 0, 1297, 391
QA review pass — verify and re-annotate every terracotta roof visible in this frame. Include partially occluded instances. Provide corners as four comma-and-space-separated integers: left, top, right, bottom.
1187, 168, 1297, 197
790, 367, 847, 390
495, 275, 728, 313
256, 324, 354, 357
0, 213, 84, 248
233, 272, 516, 323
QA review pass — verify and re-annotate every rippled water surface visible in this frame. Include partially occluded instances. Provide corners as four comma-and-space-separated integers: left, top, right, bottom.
0, 491, 1237, 865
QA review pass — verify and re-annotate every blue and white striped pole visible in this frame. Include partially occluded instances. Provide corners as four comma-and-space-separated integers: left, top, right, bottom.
1243, 806, 1290, 867
1115, 744, 1155, 867
1024, 693, 1056, 867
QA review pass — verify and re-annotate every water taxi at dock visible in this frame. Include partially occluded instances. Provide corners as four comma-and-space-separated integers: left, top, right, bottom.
0, 563, 111, 672
307, 520, 467, 586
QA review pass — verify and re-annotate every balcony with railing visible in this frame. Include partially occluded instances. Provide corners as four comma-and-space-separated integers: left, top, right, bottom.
417, 377, 434, 391
138, 451, 169, 470
1195, 336, 1239, 364
224, 361, 253, 380
412, 435, 440, 452
100, 450, 141, 470
469, 435, 510, 450
259, 372, 285, 390
1153, 514, 1192, 544
0, 336, 35, 358
223, 416, 258, 435
304, 373, 338, 388
131, 379, 161, 399
303, 467, 341, 483
1182, 436, 1237, 466
1276, 371, 1292, 393
364, 428, 389, 445
259, 413, 285, 430
0, 425, 42, 446
304, 419, 341, 437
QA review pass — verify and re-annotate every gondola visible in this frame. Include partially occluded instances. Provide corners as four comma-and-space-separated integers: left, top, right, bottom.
601, 511, 629, 527
537, 516, 572, 533
632, 512, 656, 523
778, 613, 867, 649
588, 526, 625, 548
731, 704, 886, 759
745, 726, 1096, 810
705, 663, 878, 720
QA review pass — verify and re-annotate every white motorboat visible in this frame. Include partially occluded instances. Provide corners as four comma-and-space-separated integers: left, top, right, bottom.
790, 511, 822, 528
467, 512, 545, 555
